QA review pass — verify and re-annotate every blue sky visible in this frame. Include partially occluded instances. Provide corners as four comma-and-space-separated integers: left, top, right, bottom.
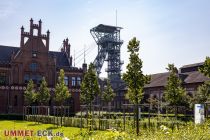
0, 0, 210, 77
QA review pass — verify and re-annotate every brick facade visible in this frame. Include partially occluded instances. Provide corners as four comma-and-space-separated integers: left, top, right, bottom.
0, 19, 87, 114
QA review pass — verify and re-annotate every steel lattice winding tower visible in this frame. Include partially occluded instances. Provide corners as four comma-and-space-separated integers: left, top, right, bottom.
90, 24, 123, 86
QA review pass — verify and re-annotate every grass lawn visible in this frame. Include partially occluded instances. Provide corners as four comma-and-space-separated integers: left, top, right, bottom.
1, 120, 210, 140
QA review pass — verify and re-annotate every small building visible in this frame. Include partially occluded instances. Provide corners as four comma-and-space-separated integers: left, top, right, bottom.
0, 19, 87, 114
144, 62, 209, 100
112, 62, 210, 111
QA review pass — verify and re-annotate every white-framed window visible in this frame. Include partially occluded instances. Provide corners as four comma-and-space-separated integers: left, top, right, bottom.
72, 77, 76, 86
77, 77, 81, 86
64, 76, 69, 86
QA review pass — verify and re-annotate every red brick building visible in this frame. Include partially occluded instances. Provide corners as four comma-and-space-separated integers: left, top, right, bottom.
0, 19, 87, 114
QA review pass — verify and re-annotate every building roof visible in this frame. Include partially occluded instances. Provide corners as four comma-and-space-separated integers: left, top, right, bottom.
145, 72, 170, 88
180, 62, 204, 69
91, 24, 122, 33
97, 62, 210, 90
145, 71, 210, 88
184, 71, 209, 84
0, 45, 19, 64
0, 45, 71, 68
48, 51, 70, 67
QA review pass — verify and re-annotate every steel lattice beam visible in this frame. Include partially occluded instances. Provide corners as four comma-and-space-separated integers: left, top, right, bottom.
90, 24, 123, 83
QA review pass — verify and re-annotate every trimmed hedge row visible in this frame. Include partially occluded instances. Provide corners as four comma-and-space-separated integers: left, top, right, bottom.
25, 115, 187, 131
26, 115, 122, 130
0, 114, 23, 120
76, 111, 193, 121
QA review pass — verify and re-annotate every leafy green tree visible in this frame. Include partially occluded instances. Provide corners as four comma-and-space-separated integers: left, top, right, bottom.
54, 69, 71, 127
36, 77, 50, 105
191, 57, 210, 107
199, 56, 210, 78
24, 80, 36, 106
122, 37, 150, 135
147, 96, 159, 110
80, 63, 100, 109
164, 64, 188, 117
193, 81, 210, 104
54, 69, 71, 105
102, 80, 115, 111
80, 63, 100, 130
164, 64, 182, 105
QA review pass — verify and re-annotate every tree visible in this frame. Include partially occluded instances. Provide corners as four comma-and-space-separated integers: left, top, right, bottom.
80, 63, 100, 108
193, 81, 210, 104
36, 77, 50, 105
191, 57, 210, 112
24, 80, 36, 106
147, 96, 159, 110
199, 56, 210, 78
54, 69, 71, 127
102, 80, 115, 111
54, 69, 71, 106
164, 64, 188, 117
80, 63, 100, 130
122, 37, 150, 135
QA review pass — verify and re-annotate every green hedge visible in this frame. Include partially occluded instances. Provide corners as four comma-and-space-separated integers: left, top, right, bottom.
25, 115, 187, 131
0, 114, 23, 120
75, 111, 193, 121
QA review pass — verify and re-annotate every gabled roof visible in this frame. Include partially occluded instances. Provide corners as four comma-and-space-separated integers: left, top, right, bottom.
0, 45, 71, 68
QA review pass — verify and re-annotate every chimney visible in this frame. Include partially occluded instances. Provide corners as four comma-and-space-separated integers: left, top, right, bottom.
20, 26, 24, 47
38, 19, 42, 36
30, 18, 33, 35
46, 30, 50, 50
